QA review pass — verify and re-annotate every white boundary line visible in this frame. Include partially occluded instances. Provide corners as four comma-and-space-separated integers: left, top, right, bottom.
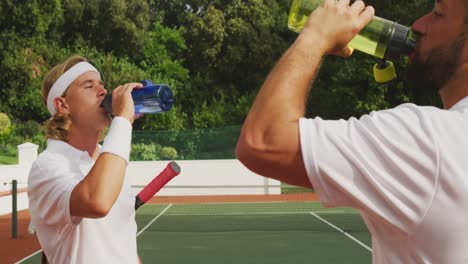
16, 205, 369, 263
309, 211, 372, 252
137, 204, 172, 237
142, 210, 358, 216
16, 204, 173, 263
15, 249, 42, 264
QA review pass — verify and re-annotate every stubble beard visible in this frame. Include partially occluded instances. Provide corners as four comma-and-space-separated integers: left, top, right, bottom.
406, 34, 466, 93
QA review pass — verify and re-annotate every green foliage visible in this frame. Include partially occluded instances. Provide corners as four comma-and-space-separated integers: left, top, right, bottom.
0, 113, 11, 135
150, 0, 293, 125
0, 120, 46, 160
7, 121, 46, 149
0, 0, 439, 161
0, 155, 17, 165
0, 0, 63, 121
0, 0, 63, 41
130, 143, 178, 161
192, 95, 229, 128
133, 126, 240, 160
61, 0, 150, 58
160, 147, 178, 160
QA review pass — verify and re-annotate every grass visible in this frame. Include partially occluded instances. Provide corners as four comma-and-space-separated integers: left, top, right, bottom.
0, 155, 17, 165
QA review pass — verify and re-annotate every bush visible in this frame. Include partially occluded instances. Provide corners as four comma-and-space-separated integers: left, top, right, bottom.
160, 147, 178, 160
131, 143, 158, 161
130, 143, 178, 161
0, 120, 46, 155
0, 113, 11, 135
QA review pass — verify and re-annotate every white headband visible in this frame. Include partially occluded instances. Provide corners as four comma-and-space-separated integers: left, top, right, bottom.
47, 61, 101, 115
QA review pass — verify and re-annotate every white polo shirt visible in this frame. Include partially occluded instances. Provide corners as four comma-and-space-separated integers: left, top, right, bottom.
299, 97, 468, 263
28, 118, 138, 264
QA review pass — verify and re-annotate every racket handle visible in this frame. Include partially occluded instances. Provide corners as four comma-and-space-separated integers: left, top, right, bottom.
135, 161, 181, 210
134, 196, 144, 210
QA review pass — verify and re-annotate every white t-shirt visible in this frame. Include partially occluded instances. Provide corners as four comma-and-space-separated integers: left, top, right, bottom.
299, 97, 468, 263
28, 121, 138, 263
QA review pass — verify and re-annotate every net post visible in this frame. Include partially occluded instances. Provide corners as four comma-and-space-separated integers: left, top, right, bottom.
263, 177, 269, 195
12, 179, 17, 239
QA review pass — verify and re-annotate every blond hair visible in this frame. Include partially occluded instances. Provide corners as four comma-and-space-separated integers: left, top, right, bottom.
41, 55, 89, 141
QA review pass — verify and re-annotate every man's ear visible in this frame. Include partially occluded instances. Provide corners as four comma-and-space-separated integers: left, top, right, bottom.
53, 97, 70, 114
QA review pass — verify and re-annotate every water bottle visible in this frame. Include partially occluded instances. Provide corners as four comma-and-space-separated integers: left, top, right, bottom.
101, 80, 174, 114
288, 0, 416, 61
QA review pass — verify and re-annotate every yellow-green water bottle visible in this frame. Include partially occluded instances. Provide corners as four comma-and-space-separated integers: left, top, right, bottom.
288, 0, 416, 82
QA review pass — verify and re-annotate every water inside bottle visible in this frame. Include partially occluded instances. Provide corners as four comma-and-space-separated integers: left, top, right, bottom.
134, 101, 163, 113
288, 0, 393, 58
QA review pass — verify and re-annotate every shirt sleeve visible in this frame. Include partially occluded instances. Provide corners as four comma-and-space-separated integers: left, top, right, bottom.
28, 157, 82, 227
299, 103, 439, 233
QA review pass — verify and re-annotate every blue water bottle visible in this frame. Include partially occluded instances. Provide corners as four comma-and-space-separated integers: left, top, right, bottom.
101, 80, 174, 114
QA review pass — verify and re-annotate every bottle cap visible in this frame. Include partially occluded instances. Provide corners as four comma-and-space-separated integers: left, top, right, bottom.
373, 61, 396, 83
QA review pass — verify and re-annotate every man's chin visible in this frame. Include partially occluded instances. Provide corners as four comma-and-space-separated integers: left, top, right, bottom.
405, 60, 438, 91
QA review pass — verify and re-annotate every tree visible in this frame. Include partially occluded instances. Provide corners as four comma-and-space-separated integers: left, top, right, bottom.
0, 0, 63, 121
60, 0, 150, 58
149, 0, 293, 127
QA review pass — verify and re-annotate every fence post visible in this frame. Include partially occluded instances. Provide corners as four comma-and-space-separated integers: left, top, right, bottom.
12, 179, 17, 239
263, 178, 269, 195
17, 142, 38, 166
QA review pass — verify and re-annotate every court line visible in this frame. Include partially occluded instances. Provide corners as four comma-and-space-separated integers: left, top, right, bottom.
137, 204, 172, 237
309, 211, 372, 252
142, 210, 359, 216
17, 204, 173, 263
15, 249, 42, 264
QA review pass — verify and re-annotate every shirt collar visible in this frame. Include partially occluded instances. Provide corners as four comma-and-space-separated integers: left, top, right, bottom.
449, 96, 468, 112
46, 139, 95, 165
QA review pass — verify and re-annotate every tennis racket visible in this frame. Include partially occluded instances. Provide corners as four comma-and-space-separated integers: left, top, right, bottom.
134, 161, 181, 210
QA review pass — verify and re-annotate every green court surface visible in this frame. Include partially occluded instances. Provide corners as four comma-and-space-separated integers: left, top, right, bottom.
19, 201, 371, 263
136, 201, 371, 263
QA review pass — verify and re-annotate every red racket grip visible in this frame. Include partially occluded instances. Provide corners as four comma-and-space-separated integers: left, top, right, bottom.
135, 161, 181, 209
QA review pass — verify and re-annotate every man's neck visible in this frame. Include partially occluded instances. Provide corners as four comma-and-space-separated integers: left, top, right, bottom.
439, 62, 468, 109
67, 128, 101, 160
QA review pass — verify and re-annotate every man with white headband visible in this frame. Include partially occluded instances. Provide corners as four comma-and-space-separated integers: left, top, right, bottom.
28, 55, 143, 264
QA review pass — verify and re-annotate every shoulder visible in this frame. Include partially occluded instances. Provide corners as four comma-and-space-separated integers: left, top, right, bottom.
356, 103, 442, 135
28, 150, 71, 185
366, 103, 440, 121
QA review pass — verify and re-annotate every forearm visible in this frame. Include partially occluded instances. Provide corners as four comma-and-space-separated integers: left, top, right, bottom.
70, 154, 127, 218
235, 35, 325, 186
71, 117, 132, 218
243, 34, 326, 145
236, 0, 374, 187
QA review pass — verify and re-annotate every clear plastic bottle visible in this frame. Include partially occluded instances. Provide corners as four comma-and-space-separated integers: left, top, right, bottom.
288, 0, 415, 60
101, 80, 174, 114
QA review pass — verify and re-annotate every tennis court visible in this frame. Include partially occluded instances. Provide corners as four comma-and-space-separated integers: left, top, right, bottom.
135, 196, 372, 263
16, 193, 371, 264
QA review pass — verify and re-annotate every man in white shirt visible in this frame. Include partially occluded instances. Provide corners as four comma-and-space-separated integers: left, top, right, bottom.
236, 0, 468, 263
28, 55, 142, 263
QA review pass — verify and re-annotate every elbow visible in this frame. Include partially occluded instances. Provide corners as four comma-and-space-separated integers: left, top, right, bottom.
71, 183, 116, 218
79, 192, 114, 218
235, 131, 268, 173
235, 135, 255, 165
87, 199, 112, 218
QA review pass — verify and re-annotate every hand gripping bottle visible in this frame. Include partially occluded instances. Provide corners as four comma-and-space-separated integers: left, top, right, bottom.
101, 80, 174, 114
288, 0, 416, 82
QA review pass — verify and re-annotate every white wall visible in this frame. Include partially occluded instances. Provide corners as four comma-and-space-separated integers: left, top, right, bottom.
127, 160, 280, 196
0, 192, 29, 215
0, 165, 30, 192
0, 143, 280, 215
0, 164, 30, 216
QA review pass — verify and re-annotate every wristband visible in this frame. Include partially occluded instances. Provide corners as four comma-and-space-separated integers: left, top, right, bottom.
100, 117, 132, 163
